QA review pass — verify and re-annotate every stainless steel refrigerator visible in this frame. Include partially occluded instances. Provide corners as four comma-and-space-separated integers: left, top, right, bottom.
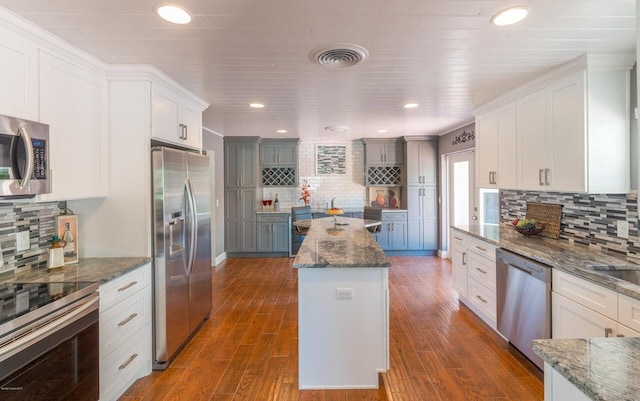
151, 146, 212, 370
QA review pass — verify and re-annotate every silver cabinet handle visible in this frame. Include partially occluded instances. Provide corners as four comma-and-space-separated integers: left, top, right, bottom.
539, 169, 544, 186
454, 236, 462, 241
475, 268, 487, 274
240, 190, 244, 199
462, 252, 466, 266
476, 295, 487, 303
184, 124, 188, 140
545, 168, 550, 186
241, 177, 244, 186
418, 175, 422, 184
118, 281, 138, 292
118, 313, 138, 327
119, 353, 139, 370
475, 245, 487, 252
605, 328, 613, 337
617, 334, 625, 338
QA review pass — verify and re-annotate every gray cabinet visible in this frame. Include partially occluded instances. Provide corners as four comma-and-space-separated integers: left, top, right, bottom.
405, 139, 437, 186
260, 139, 298, 166
225, 138, 260, 188
363, 139, 403, 166
225, 188, 256, 252
404, 138, 438, 251
256, 214, 289, 252
377, 211, 408, 251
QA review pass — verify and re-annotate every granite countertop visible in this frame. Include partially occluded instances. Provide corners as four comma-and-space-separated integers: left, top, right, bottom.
256, 208, 292, 214
292, 217, 390, 268
0, 257, 151, 285
533, 337, 640, 401
452, 224, 640, 301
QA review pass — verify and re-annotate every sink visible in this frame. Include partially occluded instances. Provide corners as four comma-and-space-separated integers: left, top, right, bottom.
587, 265, 640, 285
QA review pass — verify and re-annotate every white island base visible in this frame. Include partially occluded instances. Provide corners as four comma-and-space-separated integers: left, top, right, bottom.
298, 267, 389, 389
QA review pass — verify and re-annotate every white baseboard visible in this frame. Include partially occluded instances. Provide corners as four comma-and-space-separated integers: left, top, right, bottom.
214, 252, 227, 266
438, 249, 450, 259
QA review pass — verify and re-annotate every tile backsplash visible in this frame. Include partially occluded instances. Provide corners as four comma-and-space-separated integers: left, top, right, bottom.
500, 190, 640, 261
0, 201, 66, 275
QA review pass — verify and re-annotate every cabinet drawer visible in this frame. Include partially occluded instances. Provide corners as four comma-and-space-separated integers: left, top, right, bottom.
100, 284, 152, 358
382, 212, 407, 221
468, 252, 496, 291
451, 231, 468, 249
99, 264, 151, 311
467, 237, 497, 262
619, 294, 640, 333
100, 324, 150, 401
468, 278, 497, 324
256, 214, 289, 223
553, 269, 617, 320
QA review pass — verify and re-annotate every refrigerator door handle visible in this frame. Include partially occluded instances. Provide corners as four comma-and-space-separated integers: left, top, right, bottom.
185, 179, 198, 276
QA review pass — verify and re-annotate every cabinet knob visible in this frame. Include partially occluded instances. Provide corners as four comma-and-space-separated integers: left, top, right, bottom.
605, 327, 613, 337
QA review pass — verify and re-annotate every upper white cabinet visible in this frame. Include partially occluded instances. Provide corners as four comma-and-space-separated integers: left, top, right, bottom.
0, 28, 38, 121
151, 83, 202, 149
474, 54, 633, 194
39, 51, 108, 201
475, 102, 517, 189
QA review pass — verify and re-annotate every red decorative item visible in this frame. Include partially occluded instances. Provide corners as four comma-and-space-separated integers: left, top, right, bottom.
300, 179, 311, 206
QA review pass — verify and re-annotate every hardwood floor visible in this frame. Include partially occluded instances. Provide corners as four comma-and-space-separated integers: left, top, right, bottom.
121, 256, 543, 401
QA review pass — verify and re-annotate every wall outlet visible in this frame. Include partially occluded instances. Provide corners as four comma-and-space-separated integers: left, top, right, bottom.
16, 231, 30, 252
617, 220, 629, 239
336, 288, 353, 299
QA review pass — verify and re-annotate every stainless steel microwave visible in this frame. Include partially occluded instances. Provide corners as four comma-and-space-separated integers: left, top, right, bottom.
0, 114, 50, 198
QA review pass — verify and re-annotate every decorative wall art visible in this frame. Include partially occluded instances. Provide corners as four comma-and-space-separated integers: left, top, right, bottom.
316, 144, 347, 175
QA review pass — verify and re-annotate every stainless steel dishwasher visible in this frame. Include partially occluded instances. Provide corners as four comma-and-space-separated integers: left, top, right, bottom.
496, 248, 552, 370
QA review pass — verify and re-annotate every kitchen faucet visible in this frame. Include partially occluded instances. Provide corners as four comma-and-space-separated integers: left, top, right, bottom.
331, 197, 336, 209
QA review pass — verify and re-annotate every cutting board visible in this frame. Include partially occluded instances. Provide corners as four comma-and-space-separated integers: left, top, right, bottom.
526, 202, 562, 239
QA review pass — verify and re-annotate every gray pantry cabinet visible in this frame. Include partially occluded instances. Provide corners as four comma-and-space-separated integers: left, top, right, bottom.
377, 211, 408, 251
225, 137, 260, 188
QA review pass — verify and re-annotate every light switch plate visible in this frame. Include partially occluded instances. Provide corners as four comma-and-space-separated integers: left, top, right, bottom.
617, 220, 629, 239
336, 288, 353, 299
16, 231, 30, 252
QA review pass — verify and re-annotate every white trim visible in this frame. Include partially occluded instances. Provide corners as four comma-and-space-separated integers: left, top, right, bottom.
214, 252, 227, 266
437, 120, 475, 137
203, 126, 224, 138
438, 249, 450, 259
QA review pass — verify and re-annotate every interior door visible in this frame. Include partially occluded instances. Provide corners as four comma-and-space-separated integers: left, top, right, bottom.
448, 151, 476, 250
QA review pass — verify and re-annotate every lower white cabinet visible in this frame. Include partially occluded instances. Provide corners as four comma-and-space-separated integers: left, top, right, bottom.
552, 291, 619, 339
544, 363, 592, 401
99, 263, 152, 401
451, 233, 468, 299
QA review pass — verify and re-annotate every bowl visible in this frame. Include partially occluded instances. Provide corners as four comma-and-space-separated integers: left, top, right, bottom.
513, 224, 545, 236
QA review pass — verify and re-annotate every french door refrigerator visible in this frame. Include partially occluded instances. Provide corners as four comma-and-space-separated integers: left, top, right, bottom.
152, 146, 212, 370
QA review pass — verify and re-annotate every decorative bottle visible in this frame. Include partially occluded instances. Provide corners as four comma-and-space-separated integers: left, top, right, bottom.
62, 222, 75, 257
274, 193, 280, 211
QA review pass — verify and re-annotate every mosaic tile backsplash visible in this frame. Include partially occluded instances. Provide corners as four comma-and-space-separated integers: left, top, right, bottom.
0, 201, 66, 275
500, 190, 640, 261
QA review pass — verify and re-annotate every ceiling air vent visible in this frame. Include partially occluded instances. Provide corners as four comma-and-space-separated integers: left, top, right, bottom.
309, 43, 369, 68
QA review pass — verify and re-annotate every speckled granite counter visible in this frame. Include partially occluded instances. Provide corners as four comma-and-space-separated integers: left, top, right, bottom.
293, 217, 390, 268
0, 257, 151, 285
452, 224, 640, 301
533, 337, 640, 401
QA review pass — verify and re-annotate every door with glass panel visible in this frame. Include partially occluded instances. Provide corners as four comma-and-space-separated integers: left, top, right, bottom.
449, 151, 476, 231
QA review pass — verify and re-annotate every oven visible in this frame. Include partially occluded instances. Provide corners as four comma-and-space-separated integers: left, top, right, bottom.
0, 281, 99, 400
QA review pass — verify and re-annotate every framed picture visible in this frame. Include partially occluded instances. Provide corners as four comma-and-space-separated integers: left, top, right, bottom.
56, 215, 78, 264
316, 144, 347, 175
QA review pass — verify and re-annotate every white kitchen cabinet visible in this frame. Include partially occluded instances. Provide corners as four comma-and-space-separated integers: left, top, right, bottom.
516, 89, 548, 190
38, 51, 108, 201
545, 363, 592, 401
152, 82, 203, 149
0, 28, 38, 121
552, 291, 619, 339
99, 263, 152, 401
552, 269, 618, 321
451, 232, 468, 299
618, 294, 640, 334
475, 102, 517, 189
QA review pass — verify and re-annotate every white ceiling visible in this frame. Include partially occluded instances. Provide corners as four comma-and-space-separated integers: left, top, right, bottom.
0, 0, 635, 139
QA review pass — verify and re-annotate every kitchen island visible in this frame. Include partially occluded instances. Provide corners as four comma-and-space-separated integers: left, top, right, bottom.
293, 217, 390, 389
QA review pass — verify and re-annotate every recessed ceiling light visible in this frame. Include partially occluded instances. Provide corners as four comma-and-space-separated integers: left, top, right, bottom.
155, 5, 192, 24
404, 103, 419, 109
249, 103, 265, 108
377, 129, 388, 134
276, 129, 288, 134
491, 6, 530, 26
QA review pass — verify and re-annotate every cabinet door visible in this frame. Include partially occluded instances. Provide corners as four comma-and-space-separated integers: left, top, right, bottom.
260, 143, 279, 165
39, 51, 108, 201
152, 83, 181, 144
405, 143, 421, 186
225, 143, 240, 187
406, 186, 423, 250
0, 30, 38, 121
384, 142, 403, 165
475, 113, 497, 188
422, 186, 438, 250
277, 143, 297, 165
180, 99, 202, 149
517, 89, 548, 190
366, 143, 385, 165
548, 71, 585, 192
240, 143, 258, 187
496, 103, 517, 189
552, 292, 618, 339
377, 223, 392, 250
390, 220, 408, 250
256, 223, 272, 252
272, 222, 289, 252
451, 245, 467, 299
225, 188, 256, 252
420, 141, 437, 185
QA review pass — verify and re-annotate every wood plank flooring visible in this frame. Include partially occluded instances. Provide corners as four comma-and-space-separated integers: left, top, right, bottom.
121, 256, 543, 401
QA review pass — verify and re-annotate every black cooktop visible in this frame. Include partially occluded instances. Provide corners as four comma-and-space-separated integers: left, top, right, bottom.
0, 281, 96, 327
